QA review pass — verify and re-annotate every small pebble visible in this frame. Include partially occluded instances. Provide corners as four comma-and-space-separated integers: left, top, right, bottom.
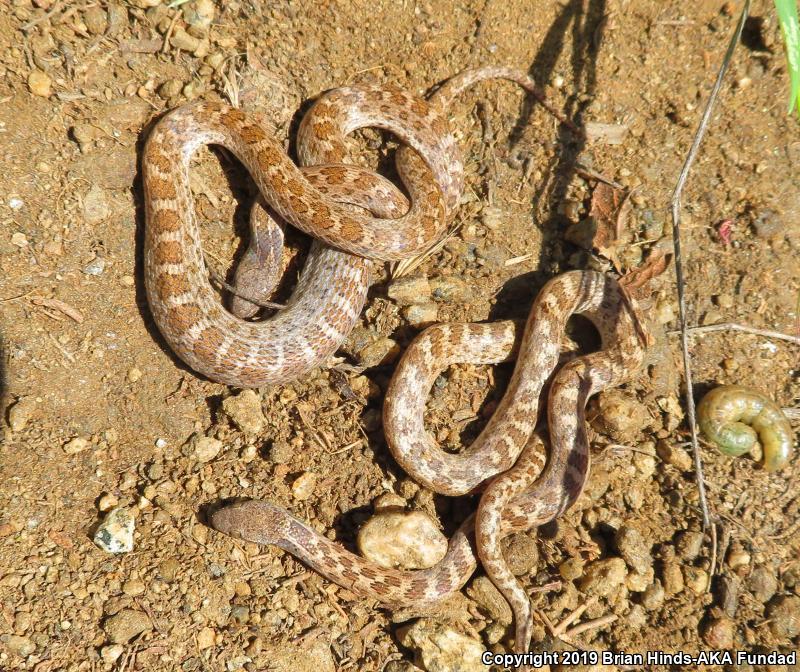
641, 580, 665, 610
504, 533, 539, 576
197, 626, 216, 650
481, 205, 503, 230
726, 545, 750, 571
559, 557, 585, 581
244, 636, 263, 657
103, 609, 151, 644
466, 576, 513, 624
656, 395, 684, 430
71, 123, 101, 152
766, 595, 800, 639
183, 0, 215, 34
7, 396, 36, 432
240, 444, 258, 462
230, 605, 250, 625
483, 621, 507, 646
385, 663, 422, 672
268, 439, 292, 464
628, 603, 647, 628
98, 493, 118, 512
170, 26, 203, 53
591, 390, 649, 442
714, 293, 734, 309
626, 567, 654, 593
189, 434, 222, 463
684, 566, 709, 595
83, 5, 108, 34
372, 493, 406, 512
675, 530, 705, 561
403, 303, 438, 327
782, 562, 800, 588
387, 276, 432, 305
291, 471, 317, 500
662, 561, 684, 595
64, 436, 90, 454
158, 79, 183, 100
356, 337, 400, 367
122, 578, 145, 596
656, 439, 693, 471
27, 69, 51, 97
748, 565, 778, 603
94, 507, 135, 554
429, 276, 474, 303
158, 558, 181, 583
614, 525, 652, 574
100, 644, 124, 664
127, 367, 142, 383
1, 634, 35, 657
475, 244, 506, 267
702, 616, 734, 649
397, 620, 485, 672
716, 575, 738, 616
357, 510, 447, 570
632, 445, 656, 477
11, 231, 28, 247
578, 557, 627, 597
14, 612, 31, 633
83, 256, 106, 276
84, 185, 110, 224
222, 390, 265, 434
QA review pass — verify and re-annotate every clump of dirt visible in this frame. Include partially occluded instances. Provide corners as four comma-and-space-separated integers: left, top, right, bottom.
0, 0, 797, 671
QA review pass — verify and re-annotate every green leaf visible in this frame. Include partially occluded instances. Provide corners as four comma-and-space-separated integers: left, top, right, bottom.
774, 0, 800, 116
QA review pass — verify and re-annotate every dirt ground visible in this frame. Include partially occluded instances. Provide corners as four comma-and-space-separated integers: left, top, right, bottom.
0, 0, 798, 670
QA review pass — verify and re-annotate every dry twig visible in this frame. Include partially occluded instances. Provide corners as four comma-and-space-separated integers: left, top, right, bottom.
669, 0, 751, 530
674, 321, 800, 346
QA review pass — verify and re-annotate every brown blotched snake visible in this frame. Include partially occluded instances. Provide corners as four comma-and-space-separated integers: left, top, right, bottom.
143, 67, 649, 660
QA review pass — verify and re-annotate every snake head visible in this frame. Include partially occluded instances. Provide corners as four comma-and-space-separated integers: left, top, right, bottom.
210, 499, 290, 546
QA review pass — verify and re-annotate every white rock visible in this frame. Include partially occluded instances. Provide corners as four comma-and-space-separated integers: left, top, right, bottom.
398, 620, 485, 672
64, 436, 90, 454
94, 507, 135, 554
291, 472, 317, 500
357, 510, 447, 570
101, 644, 124, 663
83, 256, 106, 276
190, 435, 222, 462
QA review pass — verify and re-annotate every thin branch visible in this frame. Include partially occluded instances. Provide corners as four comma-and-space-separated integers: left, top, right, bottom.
672, 321, 800, 345
20, 0, 65, 31
565, 614, 617, 639
669, 0, 751, 530
707, 522, 718, 592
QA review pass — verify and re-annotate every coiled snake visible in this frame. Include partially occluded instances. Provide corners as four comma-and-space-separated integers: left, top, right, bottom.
143, 68, 649, 659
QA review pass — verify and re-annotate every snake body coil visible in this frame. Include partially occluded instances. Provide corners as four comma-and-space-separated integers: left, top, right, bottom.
143, 68, 651, 662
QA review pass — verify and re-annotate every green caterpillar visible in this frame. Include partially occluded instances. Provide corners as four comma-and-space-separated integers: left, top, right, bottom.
697, 385, 795, 472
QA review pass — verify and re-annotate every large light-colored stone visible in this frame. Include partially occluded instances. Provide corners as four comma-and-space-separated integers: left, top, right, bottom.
398, 620, 485, 672
358, 510, 446, 570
